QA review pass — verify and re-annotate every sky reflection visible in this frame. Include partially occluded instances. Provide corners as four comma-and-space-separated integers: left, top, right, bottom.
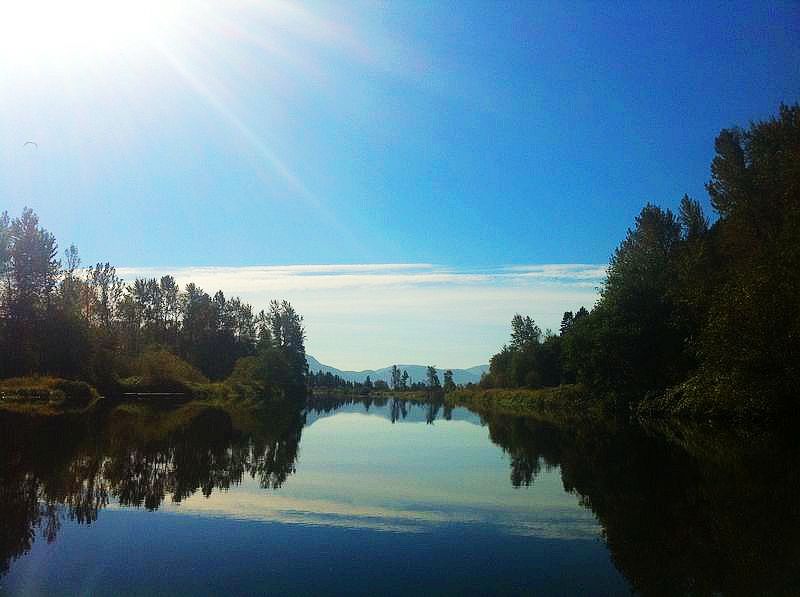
155, 407, 601, 541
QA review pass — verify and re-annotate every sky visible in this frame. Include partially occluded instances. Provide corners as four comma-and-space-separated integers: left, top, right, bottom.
1, 1, 798, 369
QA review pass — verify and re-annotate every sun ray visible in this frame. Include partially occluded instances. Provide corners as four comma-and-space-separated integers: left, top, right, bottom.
1, 0, 392, 255
149, 34, 364, 251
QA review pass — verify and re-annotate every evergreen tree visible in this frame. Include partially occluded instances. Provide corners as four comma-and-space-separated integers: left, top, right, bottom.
443, 369, 456, 392
391, 364, 401, 390
426, 366, 440, 389
678, 194, 709, 240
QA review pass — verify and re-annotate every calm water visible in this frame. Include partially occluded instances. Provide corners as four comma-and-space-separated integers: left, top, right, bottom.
1, 397, 799, 596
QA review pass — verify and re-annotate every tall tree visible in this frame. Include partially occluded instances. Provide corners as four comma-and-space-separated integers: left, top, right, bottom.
160, 275, 180, 348
699, 103, 800, 405
7, 208, 60, 322
559, 311, 574, 336
86, 263, 124, 330
0, 211, 12, 312
2, 208, 60, 374
391, 364, 401, 390
510, 314, 541, 350
61, 245, 82, 311
265, 300, 307, 388
593, 204, 685, 399
426, 366, 440, 389
678, 195, 709, 240
443, 369, 456, 392
49, 244, 91, 377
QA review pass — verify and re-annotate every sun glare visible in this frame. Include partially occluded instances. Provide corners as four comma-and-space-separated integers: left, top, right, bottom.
0, 0, 184, 68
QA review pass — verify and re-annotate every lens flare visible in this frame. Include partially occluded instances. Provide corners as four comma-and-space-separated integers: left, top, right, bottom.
0, 0, 184, 68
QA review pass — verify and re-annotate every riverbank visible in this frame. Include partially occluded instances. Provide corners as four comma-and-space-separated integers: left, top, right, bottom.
446, 385, 604, 419
0, 376, 103, 415
0, 373, 295, 417
446, 381, 796, 428
631, 374, 789, 424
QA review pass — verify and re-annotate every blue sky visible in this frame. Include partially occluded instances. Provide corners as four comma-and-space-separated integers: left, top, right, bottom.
1, 1, 798, 367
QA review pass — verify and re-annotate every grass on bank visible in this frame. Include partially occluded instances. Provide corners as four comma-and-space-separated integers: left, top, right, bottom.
0, 347, 293, 416
0, 376, 100, 414
446, 384, 602, 418
447, 380, 792, 426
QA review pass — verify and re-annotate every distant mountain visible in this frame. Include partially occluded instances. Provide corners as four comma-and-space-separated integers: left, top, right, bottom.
306, 355, 488, 386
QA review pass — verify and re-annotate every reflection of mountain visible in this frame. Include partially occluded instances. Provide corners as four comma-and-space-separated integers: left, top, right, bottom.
307, 355, 488, 386
304, 396, 483, 427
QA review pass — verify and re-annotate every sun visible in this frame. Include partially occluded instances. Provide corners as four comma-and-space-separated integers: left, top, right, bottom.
0, 0, 184, 69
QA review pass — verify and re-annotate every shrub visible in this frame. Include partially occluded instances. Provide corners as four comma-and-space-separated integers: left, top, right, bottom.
130, 348, 208, 385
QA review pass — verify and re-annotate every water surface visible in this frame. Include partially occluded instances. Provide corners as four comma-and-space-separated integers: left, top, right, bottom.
1, 397, 798, 595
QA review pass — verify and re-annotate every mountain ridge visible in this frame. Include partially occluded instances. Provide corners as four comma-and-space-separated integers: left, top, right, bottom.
306, 355, 488, 386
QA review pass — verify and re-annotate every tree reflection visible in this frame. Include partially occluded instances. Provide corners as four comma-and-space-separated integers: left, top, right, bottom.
0, 402, 305, 575
305, 394, 451, 425
5, 398, 800, 594
480, 411, 800, 595
390, 398, 408, 423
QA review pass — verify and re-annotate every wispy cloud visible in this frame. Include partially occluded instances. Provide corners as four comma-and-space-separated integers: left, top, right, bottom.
501, 263, 608, 280
117, 263, 604, 370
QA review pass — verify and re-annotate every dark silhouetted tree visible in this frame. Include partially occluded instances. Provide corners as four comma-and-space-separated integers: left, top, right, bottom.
443, 369, 456, 392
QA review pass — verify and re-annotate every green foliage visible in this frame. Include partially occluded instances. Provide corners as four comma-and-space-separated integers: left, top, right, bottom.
575, 204, 690, 402
510, 314, 541, 350
426, 365, 440, 389
448, 385, 596, 418
483, 318, 564, 391
50, 379, 98, 403
678, 194, 709, 240
0, 211, 11, 281
390, 364, 401, 390
0, 208, 61, 375
0, 376, 99, 410
697, 104, 800, 406
0, 207, 309, 401
485, 103, 800, 419
443, 369, 456, 392
127, 348, 208, 385
262, 299, 307, 388
227, 355, 261, 385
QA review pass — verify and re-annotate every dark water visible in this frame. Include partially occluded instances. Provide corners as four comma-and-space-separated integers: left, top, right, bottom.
1, 397, 799, 596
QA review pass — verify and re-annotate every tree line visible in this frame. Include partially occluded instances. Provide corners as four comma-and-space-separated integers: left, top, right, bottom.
309, 364, 457, 395
482, 103, 799, 417
0, 210, 307, 396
